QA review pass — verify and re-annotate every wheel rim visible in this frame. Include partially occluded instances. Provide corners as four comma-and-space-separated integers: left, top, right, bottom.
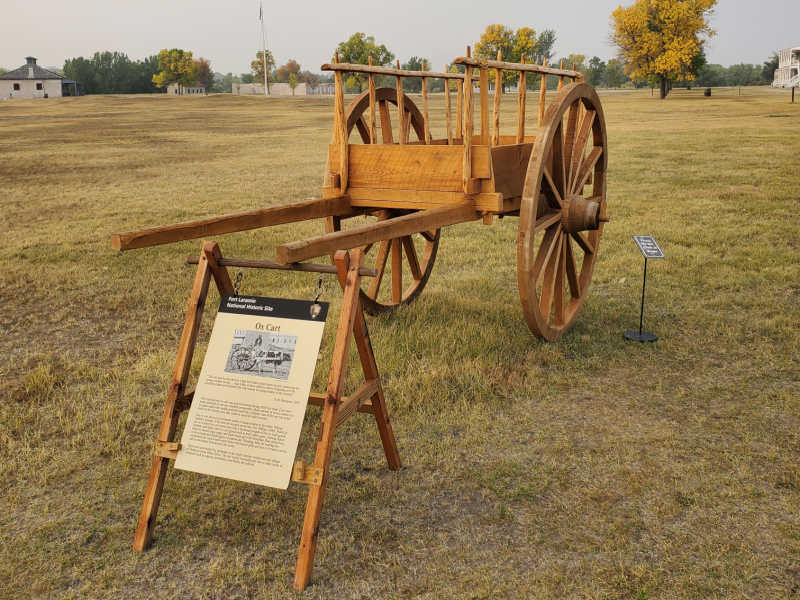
518, 82, 608, 341
328, 88, 440, 315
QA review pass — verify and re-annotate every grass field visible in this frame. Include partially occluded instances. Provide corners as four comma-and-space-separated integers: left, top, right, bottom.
1, 86, 798, 599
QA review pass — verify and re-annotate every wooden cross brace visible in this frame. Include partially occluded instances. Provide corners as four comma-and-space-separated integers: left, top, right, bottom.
132, 241, 401, 592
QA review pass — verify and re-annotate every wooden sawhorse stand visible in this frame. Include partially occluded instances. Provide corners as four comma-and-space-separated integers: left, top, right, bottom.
132, 241, 401, 591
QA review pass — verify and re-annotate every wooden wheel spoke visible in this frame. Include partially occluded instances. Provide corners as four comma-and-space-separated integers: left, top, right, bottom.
542, 166, 563, 208
571, 146, 602, 195
551, 122, 567, 198
532, 224, 562, 282
571, 231, 595, 255
534, 210, 561, 232
378, 100, 393, 144
539, 234, 564, 319
570, 109, 596, 192
367, 240, 390, 298
420, 229, 437, 242
402, 236, 422, 281
390, 238, 403, 303
565, 237, 581, 298
553, 236, 567, 325
563, 101, 580, 188
354, 116, 371, 144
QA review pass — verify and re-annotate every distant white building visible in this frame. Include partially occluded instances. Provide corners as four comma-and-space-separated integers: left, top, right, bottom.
0, 56, 80, 100
773, 47, 799, 88
232, 82, 309, 96
166, 83, 206, 95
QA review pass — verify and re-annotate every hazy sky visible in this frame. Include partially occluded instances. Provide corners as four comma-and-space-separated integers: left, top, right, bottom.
2, 0, 798, 73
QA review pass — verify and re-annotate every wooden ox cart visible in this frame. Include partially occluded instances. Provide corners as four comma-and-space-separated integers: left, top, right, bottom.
113, 47, 609, 340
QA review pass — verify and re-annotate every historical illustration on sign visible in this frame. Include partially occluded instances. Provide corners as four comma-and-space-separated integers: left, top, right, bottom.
225, 329, 297, 381
174, 295, 328, 489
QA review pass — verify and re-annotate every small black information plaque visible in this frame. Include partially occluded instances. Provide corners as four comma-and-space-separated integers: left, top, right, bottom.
632, 235, 665, 259
625, 235, 664, 343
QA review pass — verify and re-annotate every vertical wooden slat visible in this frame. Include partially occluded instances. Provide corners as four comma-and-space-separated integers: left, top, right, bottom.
479, 62, 489, 146
294, 250, 360, 591
444, 64, 452, 145
421, 62, 431, 144
456, 79, 464, 140
558, 59, 565, 90
492, 50, 502, 146
368, 56, 376, 144
395, 59, 406, 144
333, 52, 348, 191
538, 58, 548, 127
462, 47, 473, 192
391, 238, 402, 303
516, 56, 527, 143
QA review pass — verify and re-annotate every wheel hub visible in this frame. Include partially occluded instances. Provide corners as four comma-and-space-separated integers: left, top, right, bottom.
561, 195, 602, 233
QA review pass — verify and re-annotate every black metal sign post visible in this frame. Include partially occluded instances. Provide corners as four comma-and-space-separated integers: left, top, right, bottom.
624, 235, 665, 342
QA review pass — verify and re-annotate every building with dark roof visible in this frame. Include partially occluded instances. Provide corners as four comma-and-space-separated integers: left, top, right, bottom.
0, 56, 80, 99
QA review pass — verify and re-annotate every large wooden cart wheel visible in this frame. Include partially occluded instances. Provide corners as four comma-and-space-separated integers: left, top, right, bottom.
327, 88, 440, 315
518, 82, 608, 341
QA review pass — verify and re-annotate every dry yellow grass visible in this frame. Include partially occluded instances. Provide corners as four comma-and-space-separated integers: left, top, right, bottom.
1, 87, 798, 599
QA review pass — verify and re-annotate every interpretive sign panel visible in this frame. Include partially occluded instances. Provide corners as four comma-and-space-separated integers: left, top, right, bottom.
632, 235, 665, 259
174, 295, 328, 489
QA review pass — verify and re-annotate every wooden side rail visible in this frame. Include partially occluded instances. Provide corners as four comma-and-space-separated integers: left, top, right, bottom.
276, 203, 479, 264
321, 62, 477, 81
185, 255, 378, 277
111, 196, 354, 251
452, 56, 582, 79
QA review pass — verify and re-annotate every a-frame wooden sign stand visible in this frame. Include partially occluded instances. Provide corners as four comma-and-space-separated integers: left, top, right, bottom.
133, 241, 401, 591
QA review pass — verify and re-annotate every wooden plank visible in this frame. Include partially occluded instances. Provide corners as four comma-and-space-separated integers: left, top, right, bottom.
456, 80, 463, 139
490, 143, 533, 199
321, 62, 473, 80
134, 248, 212, 552
185, 255, 378, 277
516, 57, 527, 143
332, 144, 491, 192
462, 53, 474, 194
396, 60, 406, 145
334, 53, 348, 191
453, 56, 582, 79
368, 57, 377, 144
444, 66, 452, 144
558, 59, 565, 90
346, 187, 505, 212
378, 100, 394, 144
335, 379, 379, 427
307, 392, 375, 414
276, 203, 479, 264
421, 62, 431, 144
480, 65, 489, 145
492, 50, 502, 146
112, 196, 353, 251
538, 58, 548, 127
294, 251, 360, 590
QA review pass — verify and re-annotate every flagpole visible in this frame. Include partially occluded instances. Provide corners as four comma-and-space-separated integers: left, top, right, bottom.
259, 1, 269, 96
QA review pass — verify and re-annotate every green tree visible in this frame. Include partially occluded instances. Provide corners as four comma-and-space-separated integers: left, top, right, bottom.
762, 52, 779, 84
536, 29, 557, 62
0, 68, 6, 76
605, 58, 627, 87
275, 59, 301, 83
585, 56, 606, 86
474, 25, 539, 90
335, 32, 394, 91
251, 50, 275, 85
194, 58, 213, 90
152, 49, 197, 89
401, 56, 430, 92
288, 73, 298, 95
611, 0, 717, 98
